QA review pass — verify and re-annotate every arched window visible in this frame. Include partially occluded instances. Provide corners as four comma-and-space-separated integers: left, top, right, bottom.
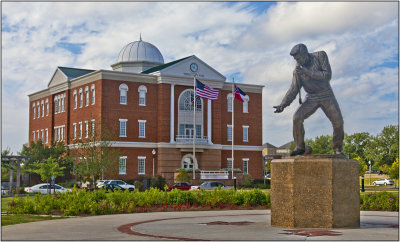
46, 99, 49, 116
178, 89, 202, 111
37, 102, 40, 118
79, 89, 83, 108
41, 100, 44, 117
91, 84, 95, 105
32, 103, 36, 119
181, 154, 198, 169
54, 97, 58, 113
119, 83, 128, 105
138, 85, 147, 106
243, 96, 249, 113
73, 90, 77, 109
227, 93, 233, 112
85, 86, 89, 106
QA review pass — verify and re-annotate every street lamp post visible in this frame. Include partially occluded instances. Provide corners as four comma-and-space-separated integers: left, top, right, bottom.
152, 149, 156, 177
368, 161, 372, 185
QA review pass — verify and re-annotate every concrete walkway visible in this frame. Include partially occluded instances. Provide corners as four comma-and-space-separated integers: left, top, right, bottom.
2, 210, 399, 241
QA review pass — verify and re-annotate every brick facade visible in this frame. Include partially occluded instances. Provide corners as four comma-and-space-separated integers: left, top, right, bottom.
28, 57, 264, 185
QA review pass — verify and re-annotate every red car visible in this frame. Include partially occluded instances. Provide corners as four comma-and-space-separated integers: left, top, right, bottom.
167, 182, 192, 191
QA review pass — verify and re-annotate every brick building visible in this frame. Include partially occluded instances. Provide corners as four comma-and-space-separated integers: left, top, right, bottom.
28, 38, 264, 184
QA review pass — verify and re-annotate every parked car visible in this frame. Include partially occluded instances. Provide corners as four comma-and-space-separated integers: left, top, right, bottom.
167, 182, 192, 191
96, 180, 107, 188
98, 184, 126, 192
190, 181, 231, 190
372, 178, 394, 186
24, 183, 71, 194
377, 170, 384, 175
99, 180, 135, 191
266, 173, 271, 178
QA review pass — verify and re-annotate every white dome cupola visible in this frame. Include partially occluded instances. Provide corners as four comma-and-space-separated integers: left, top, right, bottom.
111, 35, 164, 73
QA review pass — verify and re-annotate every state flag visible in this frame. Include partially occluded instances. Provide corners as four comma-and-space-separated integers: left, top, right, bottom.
234, 85, 247, 102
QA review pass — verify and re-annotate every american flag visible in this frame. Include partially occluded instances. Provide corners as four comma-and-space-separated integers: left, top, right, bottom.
196, 79, 219, 100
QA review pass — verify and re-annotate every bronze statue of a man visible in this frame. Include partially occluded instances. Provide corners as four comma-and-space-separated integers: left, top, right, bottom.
273, 43, 344, 156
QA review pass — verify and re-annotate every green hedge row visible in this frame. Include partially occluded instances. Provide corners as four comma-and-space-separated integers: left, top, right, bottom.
7, 188, 269, 216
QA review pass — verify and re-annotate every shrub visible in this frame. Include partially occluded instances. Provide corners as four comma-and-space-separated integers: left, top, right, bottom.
242, 174, 253, 188
133, 181, 144, 192
360, 192, 399, 211
150, 175, 167, 189
175, 169, 191, 183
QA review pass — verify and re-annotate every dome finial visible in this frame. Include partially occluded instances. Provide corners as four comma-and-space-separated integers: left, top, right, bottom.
139, 33, 142, 41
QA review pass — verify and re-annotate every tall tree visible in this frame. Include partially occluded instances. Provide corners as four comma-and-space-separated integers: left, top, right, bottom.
70, 120, 119, 188
306, 135, 333, 155
365, 125, 399, 168
388, 158, 399, 188
343, 132, 371, 160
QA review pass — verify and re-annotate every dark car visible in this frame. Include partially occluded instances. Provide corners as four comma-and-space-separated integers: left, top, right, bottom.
167, 182, 192, 191
98, 184, 126, 192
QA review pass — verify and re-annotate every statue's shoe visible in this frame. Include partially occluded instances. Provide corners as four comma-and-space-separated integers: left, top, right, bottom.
290, 149, 305, 156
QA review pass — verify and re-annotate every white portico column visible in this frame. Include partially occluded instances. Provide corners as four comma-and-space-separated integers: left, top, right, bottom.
207, 99, 213, 144
170, 84, 175, 143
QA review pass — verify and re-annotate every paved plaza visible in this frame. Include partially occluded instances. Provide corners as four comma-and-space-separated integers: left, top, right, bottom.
2, 209, 399, 241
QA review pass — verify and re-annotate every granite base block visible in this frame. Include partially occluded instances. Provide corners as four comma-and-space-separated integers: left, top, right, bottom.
270, 155, 360, 228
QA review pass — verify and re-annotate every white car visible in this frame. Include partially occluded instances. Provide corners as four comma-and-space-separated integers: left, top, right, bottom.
24, 183, 71, 194
372, 178, 394, 186
100, 180, 135, 191
190, 181, 231, 190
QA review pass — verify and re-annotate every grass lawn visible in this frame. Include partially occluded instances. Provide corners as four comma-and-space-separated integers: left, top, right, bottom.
1, 214, 68, 226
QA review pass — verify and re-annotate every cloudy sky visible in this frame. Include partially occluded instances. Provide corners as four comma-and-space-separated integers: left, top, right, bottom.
2, 1, 398, 153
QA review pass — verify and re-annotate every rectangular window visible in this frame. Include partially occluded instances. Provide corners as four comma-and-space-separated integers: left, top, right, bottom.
227, 158, 232, 169
119, 119, 127, 137
227, 125, 232, 141
54, 99, 58, 113
79, 91, 83, 108
91, 119, 95, 137
32, 131, 35, 142
45, 129, 48, 144
120, 90, 127, 104
79, 122, 83, 138
33, 104, 36, 119
243, 159, 249, 174
73, 123, 77, 139
54, 128, 57, 141
61, 97, 65, 112
46, 100, 49, 116
91, 86, 95, 105
138, 120, 146, 138
243, 100, 248, 113
37, 102, 40, 118
85, 121, 89, 138
60, 126, 64, 141
227, 96, 232, 112
41, 129, 44, 141
37, 130, 39, 141
74, 93, 77, 109
41, 103, 44, 117
85, 89, 89, 106
138, 156, 146, 174
243, 126, 249, 142
139, 90, 146, 106
119, 156, 127, 175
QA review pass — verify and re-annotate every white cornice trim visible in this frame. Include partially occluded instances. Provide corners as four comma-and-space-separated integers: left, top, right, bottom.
222, 82, 264, 93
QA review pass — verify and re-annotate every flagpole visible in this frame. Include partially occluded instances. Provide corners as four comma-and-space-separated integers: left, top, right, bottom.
193, 74, 196, 180
232, 77, 234, 181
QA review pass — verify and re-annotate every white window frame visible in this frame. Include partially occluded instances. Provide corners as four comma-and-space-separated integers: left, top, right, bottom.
243, 158, 249, 174
85, 86, 89, 106
243, 125, 249, 142
227, 158, 232, 169
119, 83, 128, 105
37, 130, 39, 141
227, 93, 233, 112
119, 119, 127, 137
91, 119, 95, 137
138, 156, 146, 175
33, 103, 36, 119
138, 85, 147, 106
45, 129, 48, 144
37, 102, 40, 118
138, 120, 146, 138
73, 90, 77, 109
119, 156, 127, 175
41, 100, 44, 117
73, 123, 77, 139
32, 131, 35, 142
85, 121, 89, 138
54, 97, 58, 114
91, 84, 95, 105
41, 129, 44, 141
227, 124, 232, 141
79, 88, 83, 108
46, 99, 49, 116
79, 122, 83, 138
62, 94, 65, 112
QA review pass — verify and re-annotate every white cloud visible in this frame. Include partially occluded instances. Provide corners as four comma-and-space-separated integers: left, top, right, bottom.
1, 2, 398, 152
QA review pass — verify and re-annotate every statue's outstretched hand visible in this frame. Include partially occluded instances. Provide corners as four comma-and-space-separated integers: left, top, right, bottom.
273, 105, 284, 113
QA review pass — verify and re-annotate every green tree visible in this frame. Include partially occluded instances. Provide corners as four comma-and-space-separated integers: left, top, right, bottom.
343, 132, 371, 160
70, 120, 119, 188
388, 158, 399, 188
356, 157, 368, 177
365, 125, 399, 168
175, 168, 190, 183
306, 135, 333, 155
29, 157, 65, 194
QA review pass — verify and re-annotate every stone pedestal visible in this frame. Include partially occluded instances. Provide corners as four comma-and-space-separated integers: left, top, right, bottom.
271, 155, 359, 228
